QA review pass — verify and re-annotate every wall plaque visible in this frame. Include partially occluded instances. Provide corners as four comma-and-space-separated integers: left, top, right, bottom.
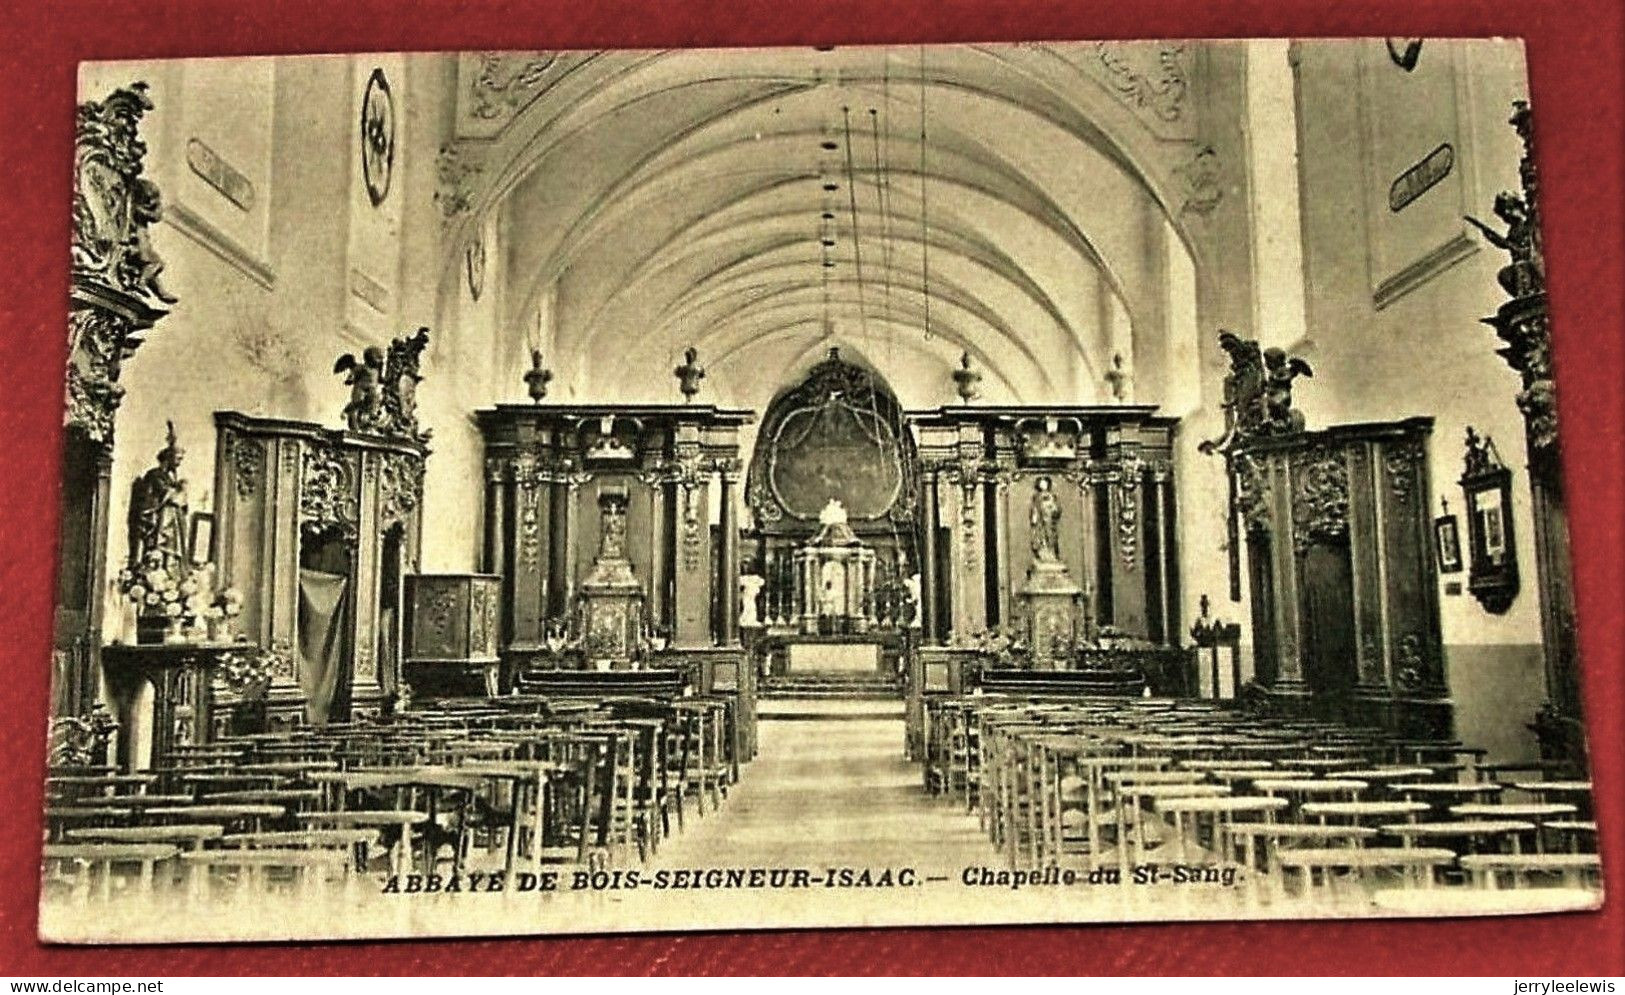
1389, 142, 1454, 212
348, 267, 390, 313
185, 138, 254, 211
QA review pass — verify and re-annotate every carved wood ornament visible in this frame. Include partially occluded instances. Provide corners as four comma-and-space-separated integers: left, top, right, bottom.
1290, 447, 1351, 553
69, 83, 174, 447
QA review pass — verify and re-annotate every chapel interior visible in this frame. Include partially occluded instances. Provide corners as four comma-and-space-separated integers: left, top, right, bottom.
43, 41, 1599, 929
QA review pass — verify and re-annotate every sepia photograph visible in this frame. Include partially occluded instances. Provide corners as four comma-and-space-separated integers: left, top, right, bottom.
40, 37, 1603, 945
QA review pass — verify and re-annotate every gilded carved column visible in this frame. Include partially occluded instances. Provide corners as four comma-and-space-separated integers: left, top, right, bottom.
1267, 453, 1306, 688
993, 474, 1013, 627
1151, 464, 1175, 645
649, 468, 669, 632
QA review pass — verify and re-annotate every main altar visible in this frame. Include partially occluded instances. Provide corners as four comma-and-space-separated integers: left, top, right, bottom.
794, 499, 877, 636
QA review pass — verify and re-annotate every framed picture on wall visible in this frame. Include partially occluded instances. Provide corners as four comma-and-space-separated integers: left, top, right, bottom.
1434, 510, 1463, 573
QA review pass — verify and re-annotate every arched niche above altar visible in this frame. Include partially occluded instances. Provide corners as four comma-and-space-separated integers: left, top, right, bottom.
745, 347, 920, 536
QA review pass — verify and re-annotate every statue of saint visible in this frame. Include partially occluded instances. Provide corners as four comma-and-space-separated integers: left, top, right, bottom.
1029, 476, 1062, 564
126, 421, 190, 575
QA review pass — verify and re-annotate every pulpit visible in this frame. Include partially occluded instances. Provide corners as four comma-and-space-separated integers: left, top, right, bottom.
403, 573, 502, 695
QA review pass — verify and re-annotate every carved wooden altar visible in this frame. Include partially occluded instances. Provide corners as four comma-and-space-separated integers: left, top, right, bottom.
55, 84, 173, 720
906, 406, 1181, 650
101, 643, 234, 770
1232, 418, 1450, 735
476, 404, 752, 673
212, 412, 426, 725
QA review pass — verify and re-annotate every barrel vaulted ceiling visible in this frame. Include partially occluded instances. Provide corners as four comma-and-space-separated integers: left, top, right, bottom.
437, 43, 1219, 409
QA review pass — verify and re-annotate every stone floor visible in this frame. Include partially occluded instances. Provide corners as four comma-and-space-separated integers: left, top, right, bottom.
649, 713, 996, 871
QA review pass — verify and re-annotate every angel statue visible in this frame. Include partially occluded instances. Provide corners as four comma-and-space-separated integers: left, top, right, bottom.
334, 346, 388, 433
1466, 190, 1544, 299
1262, 346, 1313, 434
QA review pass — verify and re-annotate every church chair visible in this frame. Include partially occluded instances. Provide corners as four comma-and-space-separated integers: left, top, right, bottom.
201, 788, 324, 813
1508, 779, 1593, 817
1300, 799, 1430, 828
1392, 781, 1504, 816
578, 722, 641, 862
1153, 794, 1287, 866
1479, 759, 1582, 782
671, 701, 727, 815
301, 809, 429, 877
238, 759, 341, 776
1379, 819, 1537, 878
42, 842, 180, 903
1111, 782, 1230, 869
1541, 820, 1597, 854
218, 827, 382, 870
64, 822, 226, 873
180, 847, 354, 902
1227, 822, 1379, 899
45, 773, 157, 803
44, 806, 140, 842
607, 716, 671, 859
1275, 846, 1457, 899
1251, 778, 1370, 818
1458, 852, 1601, 891
1447, 801, 1579, 851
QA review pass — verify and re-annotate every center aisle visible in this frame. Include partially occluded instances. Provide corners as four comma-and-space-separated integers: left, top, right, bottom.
649, 709, 997, 870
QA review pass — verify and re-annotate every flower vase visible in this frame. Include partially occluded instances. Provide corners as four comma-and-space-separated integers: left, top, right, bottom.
135, 615, 169, 646
206, 616, 231, 644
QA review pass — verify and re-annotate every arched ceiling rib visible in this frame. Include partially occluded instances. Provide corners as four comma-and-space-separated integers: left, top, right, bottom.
470, 45, 1192, 405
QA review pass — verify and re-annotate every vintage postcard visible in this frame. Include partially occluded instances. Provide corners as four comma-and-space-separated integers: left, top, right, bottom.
43, 38, 1600, 943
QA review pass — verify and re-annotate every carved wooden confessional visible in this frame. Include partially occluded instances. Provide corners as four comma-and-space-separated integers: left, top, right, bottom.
211, 412, 426, 725
1205, 334, 1450, 736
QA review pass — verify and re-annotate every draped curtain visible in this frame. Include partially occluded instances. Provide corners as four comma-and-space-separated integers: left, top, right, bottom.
297, 568, 349, 725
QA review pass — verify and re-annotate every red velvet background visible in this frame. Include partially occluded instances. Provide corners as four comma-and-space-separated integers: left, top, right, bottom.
1, 0, 1620, 976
